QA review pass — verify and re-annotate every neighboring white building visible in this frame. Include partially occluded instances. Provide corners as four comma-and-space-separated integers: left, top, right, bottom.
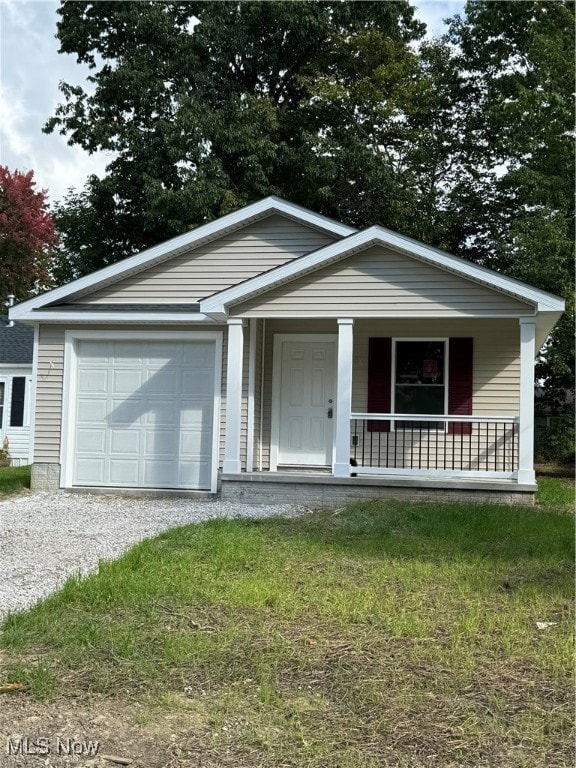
0, 317, 34, 465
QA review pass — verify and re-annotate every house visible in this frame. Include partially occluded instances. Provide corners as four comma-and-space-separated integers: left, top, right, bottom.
9, 197, 564, 504
0, 314, 34, 465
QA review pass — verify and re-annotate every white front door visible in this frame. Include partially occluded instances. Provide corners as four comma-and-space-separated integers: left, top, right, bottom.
274, 337, 336, 467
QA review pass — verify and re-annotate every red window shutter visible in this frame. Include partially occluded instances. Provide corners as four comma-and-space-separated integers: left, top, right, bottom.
367, 338, 391, 432
448, 337, 473, 435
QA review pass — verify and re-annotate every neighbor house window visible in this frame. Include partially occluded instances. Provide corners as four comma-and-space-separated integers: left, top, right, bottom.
9, 377, 26, 428
393, 340, 446, 428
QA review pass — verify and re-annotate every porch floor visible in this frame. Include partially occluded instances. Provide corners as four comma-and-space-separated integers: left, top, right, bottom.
220, 471, 537, 506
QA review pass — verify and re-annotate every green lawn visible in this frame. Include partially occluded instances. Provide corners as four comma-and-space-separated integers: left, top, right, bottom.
1, 477, 573, 767
0, 464, 30, 495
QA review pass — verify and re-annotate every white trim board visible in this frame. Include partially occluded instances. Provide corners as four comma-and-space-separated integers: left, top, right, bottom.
15, 311, 214, 324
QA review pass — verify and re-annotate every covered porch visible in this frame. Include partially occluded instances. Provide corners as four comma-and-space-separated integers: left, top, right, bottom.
219, 316, 539, 504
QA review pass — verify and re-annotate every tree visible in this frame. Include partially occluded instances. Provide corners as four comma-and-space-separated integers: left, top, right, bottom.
48, 0, 573, 407
0, 167, 57, 305
46, 0, 425, 273
447, 0, 575, 410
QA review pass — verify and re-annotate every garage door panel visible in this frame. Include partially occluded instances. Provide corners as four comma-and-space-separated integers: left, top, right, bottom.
113, 342, 144, 364
75, 458, 106, 484
78, 341, 111, 362
78, 369, 108, 393
144, 429, 179, 455
109, 398, 145, 426
110, 459, 140, 485
182, 369, 214, 394
144, 400, 178, 427
76, 429, 106, 453
182, 343, 214, 366
73, 339, 216, 490
110, 429, 140, 454
78, 398, 108, 422
145, 369, 178, 395
143, 460, 177, 486
181, 400, 212, 425
113, 369, 143, 394
179, 460, 211, 487
147, 342, 181, 364
180, 429, 212, 455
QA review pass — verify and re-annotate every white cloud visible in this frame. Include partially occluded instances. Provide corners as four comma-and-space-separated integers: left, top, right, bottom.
0, 0, 109, 203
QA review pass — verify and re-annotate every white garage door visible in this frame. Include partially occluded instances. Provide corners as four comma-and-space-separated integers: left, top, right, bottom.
73, 340, 216, 490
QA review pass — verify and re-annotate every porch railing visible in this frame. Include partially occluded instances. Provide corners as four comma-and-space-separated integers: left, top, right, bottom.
350, 413, 519, 477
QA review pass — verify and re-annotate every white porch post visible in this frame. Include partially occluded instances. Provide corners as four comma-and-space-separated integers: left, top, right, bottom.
223, 318, 244, 474
518, 318, 536, 484
334, 318, 354, 477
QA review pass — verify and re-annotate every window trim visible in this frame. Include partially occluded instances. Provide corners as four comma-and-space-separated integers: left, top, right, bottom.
0, 380, 5, 433
9, 376, 26, 428
391, 337, 449, 431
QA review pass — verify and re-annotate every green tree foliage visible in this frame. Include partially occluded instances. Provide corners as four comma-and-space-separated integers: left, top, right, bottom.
46, 0, 425, 276
47, 0, 573, 405
448, 0, 575, 410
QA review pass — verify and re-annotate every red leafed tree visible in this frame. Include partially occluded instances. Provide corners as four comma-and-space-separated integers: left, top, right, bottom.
0, 166, 58, 305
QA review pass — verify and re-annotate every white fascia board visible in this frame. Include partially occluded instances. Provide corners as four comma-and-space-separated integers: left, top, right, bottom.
10, 197, 357, 318
200, 225, 565, 316
11, 311, 214, 324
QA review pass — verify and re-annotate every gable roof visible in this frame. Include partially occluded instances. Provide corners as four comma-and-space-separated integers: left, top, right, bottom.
10, 197, 356, 320
0, 318, 34, 365
200, 224, 565, 320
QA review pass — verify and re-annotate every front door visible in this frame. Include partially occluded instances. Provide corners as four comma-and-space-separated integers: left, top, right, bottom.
273, 337, 336, 468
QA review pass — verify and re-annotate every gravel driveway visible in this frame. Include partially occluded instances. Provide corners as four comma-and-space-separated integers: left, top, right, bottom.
0, 492, 304, 621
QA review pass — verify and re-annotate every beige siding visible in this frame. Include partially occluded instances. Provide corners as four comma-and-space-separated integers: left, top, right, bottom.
351, 319, 520, 416
233, 245, 533, 317
35, 325, 65, 462
82, 216, 337, 305
256, 318, 520, 471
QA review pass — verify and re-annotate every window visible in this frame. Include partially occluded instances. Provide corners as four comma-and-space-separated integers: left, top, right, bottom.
394, 340, 446, 428
368, 337, 473, 434
10, 377, 26, 427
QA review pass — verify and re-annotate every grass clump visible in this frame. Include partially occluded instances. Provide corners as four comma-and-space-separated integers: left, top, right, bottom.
0, 464, 30, 495
1, 480, 574, 767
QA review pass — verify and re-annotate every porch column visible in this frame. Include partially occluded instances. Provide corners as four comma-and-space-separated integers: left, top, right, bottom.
223, 318, 244, 474
334, 318, 354, 477
518, 318, 536, 484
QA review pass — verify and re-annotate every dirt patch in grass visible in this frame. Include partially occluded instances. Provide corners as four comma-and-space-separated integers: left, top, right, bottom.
0, 656, 572, 768
535, 463, 575, 479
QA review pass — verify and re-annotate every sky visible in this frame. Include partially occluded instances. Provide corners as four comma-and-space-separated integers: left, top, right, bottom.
0, 0, 465, 206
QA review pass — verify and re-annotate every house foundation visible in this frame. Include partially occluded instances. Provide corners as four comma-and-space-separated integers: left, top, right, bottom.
220, 472, 536, 506
31, 462, 61, 492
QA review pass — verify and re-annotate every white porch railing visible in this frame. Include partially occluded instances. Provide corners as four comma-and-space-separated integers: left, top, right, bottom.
350, 413, 520, 478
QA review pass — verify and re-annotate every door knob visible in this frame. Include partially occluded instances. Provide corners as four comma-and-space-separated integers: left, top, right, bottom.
327, 407, 333, 419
